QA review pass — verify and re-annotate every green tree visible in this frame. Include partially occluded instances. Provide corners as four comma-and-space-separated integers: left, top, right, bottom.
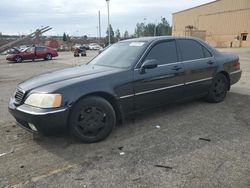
134, 23, 145, 37
106, 24, 115, 43
144, 23, 156, 36
134, 17, 172, 37
83, 35, 88, 40
66, 34, 71, 42
124, 30, 129, 38
63, 32, 67, 42
156, 17, 172, 36
115, 29, 121, 40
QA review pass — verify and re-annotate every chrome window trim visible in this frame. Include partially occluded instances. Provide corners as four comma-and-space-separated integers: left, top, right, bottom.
180, 57, 213, 63
229, 70, 242, 75
119, 94, 135, 99
133, 38, 215, 70
135, 83, 185, 96
134, 61, 182, 70
119, 77, 213, 99
134, 57, 214, 71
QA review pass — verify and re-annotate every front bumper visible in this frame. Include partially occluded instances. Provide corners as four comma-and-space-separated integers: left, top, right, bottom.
6, 56, 15, 61
8, 98, 70, 134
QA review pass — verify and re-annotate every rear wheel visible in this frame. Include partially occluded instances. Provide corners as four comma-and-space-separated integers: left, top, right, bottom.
207, 73, 229, 103
45, 53, 52, 60
69, 96, 116, 143
15, 56, 23, 63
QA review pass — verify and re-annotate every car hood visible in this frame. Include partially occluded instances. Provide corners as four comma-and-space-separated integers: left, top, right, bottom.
19, 64, 121, 91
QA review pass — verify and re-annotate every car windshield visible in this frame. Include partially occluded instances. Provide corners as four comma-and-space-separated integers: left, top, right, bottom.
8, 48, 19, 54
89, 41, 147, 68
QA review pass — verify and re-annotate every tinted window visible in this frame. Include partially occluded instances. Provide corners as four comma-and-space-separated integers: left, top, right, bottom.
203, 46, 212, 58
144, 40, 178, 65
179, 39, 204, 61
36, 47, 45, 51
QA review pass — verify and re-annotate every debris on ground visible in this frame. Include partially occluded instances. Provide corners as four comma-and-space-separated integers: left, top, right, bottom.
0, 147, 14, 157
132, 177, 141, 181
74, 177, 84, 181
154, 164, 173, 170
118, 146, 123, 151
0, 152, 7, 157
155, 125, 161, 129
119, 152, 125, 156
199, 138, 211, 142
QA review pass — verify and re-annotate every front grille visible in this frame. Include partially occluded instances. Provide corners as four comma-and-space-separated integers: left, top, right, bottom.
14, 88, 25, 104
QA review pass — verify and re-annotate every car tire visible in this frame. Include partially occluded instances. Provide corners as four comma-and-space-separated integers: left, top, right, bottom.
15, 56, 23, 63
45, 53, 52, 60
206, 73, 229, 103
69, 96, 116, 143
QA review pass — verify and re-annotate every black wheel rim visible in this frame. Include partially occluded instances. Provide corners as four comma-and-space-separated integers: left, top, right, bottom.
16, 57, 21, 63
47, 54, 52, 60
213, 77, 227, 98
75, 106, 107, 137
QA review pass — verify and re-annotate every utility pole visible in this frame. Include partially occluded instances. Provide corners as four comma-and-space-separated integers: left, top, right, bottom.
154, 19, 157, 36
106, 0, 111, 45
98, 10, 101, 44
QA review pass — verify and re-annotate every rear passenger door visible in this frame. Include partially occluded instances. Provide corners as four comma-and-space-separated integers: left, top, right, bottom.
177, 39, 217, 97
35, 47, 46, 59
133, 40, 185, 110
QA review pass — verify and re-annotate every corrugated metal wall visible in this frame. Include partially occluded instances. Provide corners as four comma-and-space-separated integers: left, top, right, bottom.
172, 0, 250, 47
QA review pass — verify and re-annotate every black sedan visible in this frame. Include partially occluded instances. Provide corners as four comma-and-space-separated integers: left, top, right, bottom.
9, 37, 242, 143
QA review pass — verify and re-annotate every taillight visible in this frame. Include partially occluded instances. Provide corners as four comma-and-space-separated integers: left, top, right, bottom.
234, 60, 240, 69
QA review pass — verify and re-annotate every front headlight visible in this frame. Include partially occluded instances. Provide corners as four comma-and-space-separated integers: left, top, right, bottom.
24, 93, 62, 108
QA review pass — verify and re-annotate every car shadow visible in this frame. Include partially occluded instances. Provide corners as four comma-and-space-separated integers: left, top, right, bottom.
6, 59, 56, 64
33, 92, 250, 163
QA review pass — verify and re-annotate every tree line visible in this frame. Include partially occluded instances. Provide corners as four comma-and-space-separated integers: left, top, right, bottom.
105, 17, 172, 43
62, 17, 172, 44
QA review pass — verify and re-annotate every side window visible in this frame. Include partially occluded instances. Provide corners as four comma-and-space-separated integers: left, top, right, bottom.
26, 47, 35, 52
178, 39, 204, 61
36, 47, 45, 51
203, 46, 212, 58
144, 40, 178, 65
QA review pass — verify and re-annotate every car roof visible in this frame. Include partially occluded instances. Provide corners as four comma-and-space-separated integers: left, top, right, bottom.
120, 36, 201, 43
119, 36, 218, 55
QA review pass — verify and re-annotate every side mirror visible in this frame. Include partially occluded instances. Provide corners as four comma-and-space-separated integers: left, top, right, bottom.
140, 59, 158, 74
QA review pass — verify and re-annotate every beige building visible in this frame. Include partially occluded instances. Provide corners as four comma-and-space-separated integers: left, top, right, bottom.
172, 0, 250, 47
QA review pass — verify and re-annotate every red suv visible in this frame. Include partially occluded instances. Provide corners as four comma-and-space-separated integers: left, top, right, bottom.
6, 46, 58, 63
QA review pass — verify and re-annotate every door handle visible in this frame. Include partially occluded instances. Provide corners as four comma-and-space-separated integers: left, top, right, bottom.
172, 66, 182, 71
207, 60, 215, 65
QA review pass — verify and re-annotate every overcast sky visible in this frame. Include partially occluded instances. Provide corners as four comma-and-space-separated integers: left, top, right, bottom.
0, 0, 214, 37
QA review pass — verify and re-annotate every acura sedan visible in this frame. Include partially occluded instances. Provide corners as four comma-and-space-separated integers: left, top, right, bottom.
9, 37, 242, 143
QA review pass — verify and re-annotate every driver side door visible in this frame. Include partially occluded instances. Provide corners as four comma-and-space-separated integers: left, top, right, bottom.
133, 40, 185, 110
24, 47, 35, 60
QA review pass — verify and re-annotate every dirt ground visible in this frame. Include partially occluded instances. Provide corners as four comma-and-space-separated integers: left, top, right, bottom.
0, 48, 250, 188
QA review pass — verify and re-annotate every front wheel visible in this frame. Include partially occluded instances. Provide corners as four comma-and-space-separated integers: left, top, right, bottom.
69, 96, 116, 143
206, 73, 229, 103
15, 56, 23, 63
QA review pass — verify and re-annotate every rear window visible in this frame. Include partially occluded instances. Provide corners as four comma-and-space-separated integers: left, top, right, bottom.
178, 39, 206, 61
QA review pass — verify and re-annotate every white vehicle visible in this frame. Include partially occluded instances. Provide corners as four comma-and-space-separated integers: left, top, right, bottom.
73, 44, 81, 50
89, 43, 102, 50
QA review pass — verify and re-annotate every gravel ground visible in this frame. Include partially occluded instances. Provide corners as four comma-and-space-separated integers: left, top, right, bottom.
0, 48, 249, 188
